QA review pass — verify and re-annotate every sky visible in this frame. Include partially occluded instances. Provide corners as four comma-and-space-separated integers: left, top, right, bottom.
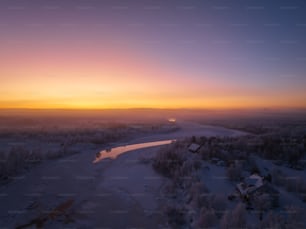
0, 0, 306, 109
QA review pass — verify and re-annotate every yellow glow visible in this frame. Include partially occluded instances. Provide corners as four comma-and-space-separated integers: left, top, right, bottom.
1, 40, 306, 110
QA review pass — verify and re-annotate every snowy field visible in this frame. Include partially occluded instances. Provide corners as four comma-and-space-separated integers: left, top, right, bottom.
0, 120, 246, 228
0, 118, 305, 228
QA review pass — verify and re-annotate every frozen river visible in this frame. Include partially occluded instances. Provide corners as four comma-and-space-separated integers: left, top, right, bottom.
93, 139, 175, 163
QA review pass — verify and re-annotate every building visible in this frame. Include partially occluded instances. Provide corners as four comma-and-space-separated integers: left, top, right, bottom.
188, 143, 201, 153
236, 174, 279, 208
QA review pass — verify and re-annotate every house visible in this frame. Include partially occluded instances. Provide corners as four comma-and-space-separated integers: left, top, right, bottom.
188, 143, 201, 153
236, 174, 279, 208
246, 174, 263, 187
236, 174, 264, 196
236, 182, 248, 196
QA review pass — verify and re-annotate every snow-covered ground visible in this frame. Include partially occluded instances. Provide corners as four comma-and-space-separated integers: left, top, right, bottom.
200, 162, 233, 194
0, 121, 247, 228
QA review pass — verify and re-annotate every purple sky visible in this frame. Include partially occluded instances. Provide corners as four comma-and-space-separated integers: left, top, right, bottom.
1, 0, 306, 109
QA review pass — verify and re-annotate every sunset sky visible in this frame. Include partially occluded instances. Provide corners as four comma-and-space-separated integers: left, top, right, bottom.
1, 0, 306, 109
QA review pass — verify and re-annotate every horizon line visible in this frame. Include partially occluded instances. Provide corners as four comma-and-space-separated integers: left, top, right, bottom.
1, 107, 306, 112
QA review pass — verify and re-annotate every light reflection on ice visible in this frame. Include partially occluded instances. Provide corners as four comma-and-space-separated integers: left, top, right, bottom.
93, 140, 175, 163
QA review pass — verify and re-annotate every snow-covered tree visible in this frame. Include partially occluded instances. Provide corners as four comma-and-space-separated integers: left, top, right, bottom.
261, 211, 284, 228
227, 163, 242, 181
220, 203, 246, 229
195, 207, 217, 228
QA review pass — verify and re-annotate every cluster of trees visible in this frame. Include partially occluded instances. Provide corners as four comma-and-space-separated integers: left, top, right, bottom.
261, 206, 304, 229
198, 134, 305, 170
152, 134, 306, 228
226, 162, 243, 181
153, 140, 201, 179
0, 145, 80, 181
153, 138, 249, 228
0, 121, 178, 147
271, 168, 306, 201
0, 147, 43, 180
259, 136, 305, 165
162, 180, 231, 228
0, 126, 132, 147
0, 122, 175, 184
27, 130, 127, 146
219, 203, 247, 229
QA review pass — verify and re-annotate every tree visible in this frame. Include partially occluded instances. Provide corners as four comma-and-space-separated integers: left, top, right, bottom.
6, 147, 26, 175
227, 163, 242, 181
189, 182, 209, 210
253, 194, 271, 220
285, 206, 304, 229
196, 207, 217, 228
0, 153, 7, 178
261, 211, 284, 228
164, 204, 186, 227
210, 194, 227, 217
220, 203, 246, 229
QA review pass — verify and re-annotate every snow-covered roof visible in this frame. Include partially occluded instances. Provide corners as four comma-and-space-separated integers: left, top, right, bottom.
237, 174, 265, 196
188, 143, 201, 152
236, 182, 247, 195
245, 178, 258, 187
248, 174, 263, 187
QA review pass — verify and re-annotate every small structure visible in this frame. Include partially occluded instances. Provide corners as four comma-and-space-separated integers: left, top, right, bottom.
246, 174, 263, 187
236, 174, 264, 197
188, 143, 201, 153
236, 174, 279, 208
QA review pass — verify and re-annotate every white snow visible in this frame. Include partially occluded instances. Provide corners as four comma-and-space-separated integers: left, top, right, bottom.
0, 121, 248, 228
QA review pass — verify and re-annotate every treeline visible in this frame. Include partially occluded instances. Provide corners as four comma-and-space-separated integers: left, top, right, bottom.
0, 145, 79, 182
151, 135, 306, 228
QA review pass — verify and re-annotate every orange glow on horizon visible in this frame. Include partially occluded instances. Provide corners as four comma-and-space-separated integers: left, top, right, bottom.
1, 36, 306, 110
1, 95, 306, 110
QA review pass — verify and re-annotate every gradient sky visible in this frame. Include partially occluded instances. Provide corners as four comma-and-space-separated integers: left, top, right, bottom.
1, 0, 306, 109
